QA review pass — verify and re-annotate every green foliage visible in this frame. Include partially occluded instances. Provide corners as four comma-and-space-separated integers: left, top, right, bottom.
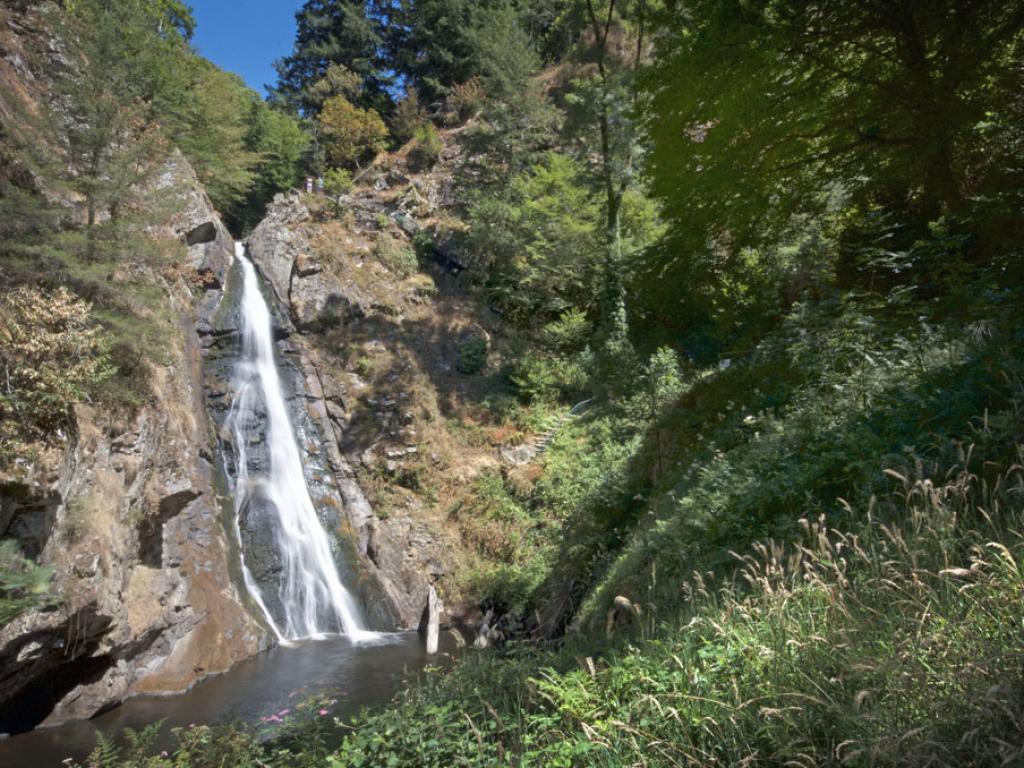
0, 287, 114, 461
29, 0, 187, 259
372, 234, 418, 277
305, 63, 364, 114
323, 167, 353, 199
171, 60, 261, 214
644, 0, 1024, 271
593, 290, 639, 400
510, 350, 588, 403
455, 335, 488, 375
0, 541, 53, 626
460, 0, 540, 102
393, 0, 476, 97
230, 101, 309, 231
466, 152, 603, 324
318, 95, 389, 169
407, 122, 442, 171
271, 0, 392, 115
541, 309, 591, 354
625, 345, 686, 421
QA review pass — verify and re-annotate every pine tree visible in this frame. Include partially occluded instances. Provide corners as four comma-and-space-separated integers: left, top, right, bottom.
22, 0, 193, 261
271, 0, 392, 116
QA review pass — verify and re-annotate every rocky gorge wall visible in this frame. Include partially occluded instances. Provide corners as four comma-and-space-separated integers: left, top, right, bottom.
0, 157, 269, 734
245, 200, 438, 630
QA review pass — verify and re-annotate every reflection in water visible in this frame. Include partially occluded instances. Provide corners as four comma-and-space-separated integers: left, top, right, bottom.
0, 632, 451, 767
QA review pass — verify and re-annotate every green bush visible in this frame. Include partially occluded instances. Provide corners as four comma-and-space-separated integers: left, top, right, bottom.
455, 335, 489, 375
408, 123, 443, 171
510, 350, 588, 402
541, 308, 591, 353
323, 168, 353, 197
373, 234, 418, 277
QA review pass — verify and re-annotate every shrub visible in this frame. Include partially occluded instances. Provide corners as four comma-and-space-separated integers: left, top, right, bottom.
541, 308, 591, 353
510, 350, 588, 402
447, 77, 486, 122
373, 234, 418, 277
323, 168, 352, 198
408, 123, 442, 171
0, 286, 113, 461
322, 168, 352, 217
455, 335, 488, 375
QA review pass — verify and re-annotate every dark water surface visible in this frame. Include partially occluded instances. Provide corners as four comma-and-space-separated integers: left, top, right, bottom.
0, 632, 451, 768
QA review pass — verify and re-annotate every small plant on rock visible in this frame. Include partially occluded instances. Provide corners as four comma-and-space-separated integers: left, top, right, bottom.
408, 123, 443, 171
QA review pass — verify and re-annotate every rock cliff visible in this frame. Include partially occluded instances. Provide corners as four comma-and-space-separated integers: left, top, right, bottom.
0, 155, 268, 733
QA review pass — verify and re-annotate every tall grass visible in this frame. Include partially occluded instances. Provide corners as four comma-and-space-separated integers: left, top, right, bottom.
319, 433, 1024, 767
86, 427, 1022, 766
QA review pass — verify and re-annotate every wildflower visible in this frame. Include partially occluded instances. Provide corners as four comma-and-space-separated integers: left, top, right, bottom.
160, 751, 169, 758
278, 708, 290, 716
319, 709, 329, 716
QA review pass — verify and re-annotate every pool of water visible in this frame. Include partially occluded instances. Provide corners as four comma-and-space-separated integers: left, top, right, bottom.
0, 632, 452, 767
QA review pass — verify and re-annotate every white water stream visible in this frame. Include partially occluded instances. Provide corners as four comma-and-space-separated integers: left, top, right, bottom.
226, 243, 375, 642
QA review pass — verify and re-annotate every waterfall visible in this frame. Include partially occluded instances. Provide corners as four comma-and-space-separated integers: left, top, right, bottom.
226, 243, 375, 642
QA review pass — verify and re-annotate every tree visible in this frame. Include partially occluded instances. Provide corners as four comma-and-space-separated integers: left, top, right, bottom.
41, 0, 191, 259
272, 0, 392, 114
644, 0, 1024, 250
305, 62, 364, 113
576, 0, 651, 391
230, 102, 310, 232
171, 60, 261, 215
466, 152, 604, 323
390, 0, 480, 102
317, 95, 388, 168
392, 0, 540, 103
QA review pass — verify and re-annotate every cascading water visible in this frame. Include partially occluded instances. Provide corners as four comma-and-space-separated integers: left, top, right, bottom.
226, 243, 375, 642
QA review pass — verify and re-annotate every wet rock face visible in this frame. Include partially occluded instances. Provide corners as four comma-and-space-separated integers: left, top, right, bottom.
237, 490, 286, 621
200, 253, 403, 633
0, 153, 267, 735
246, 195, 446, 631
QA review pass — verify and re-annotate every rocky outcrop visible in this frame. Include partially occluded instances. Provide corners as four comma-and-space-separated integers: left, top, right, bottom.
0, 154, 268, 734
198, 247, 404, 631
246, 194, 451, 630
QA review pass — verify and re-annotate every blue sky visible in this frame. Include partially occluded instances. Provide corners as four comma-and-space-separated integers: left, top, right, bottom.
190, 1, 305, 96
